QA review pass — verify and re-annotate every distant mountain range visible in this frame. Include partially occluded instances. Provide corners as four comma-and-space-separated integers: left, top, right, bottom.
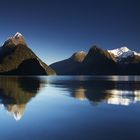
50, 46, 140, 75
1, 32, 140, 75
0, 32, 55, 75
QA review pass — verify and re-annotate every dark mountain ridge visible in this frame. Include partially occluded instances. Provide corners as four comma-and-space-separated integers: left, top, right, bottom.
50, 45, 140, 75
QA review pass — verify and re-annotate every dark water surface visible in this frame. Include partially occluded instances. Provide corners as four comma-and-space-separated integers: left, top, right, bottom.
0, 76, 140, 140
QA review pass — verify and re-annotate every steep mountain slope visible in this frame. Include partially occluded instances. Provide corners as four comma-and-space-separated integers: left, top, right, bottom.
0, 32, 55, 75
50, 51, 86, 75
82, 46, 118, 74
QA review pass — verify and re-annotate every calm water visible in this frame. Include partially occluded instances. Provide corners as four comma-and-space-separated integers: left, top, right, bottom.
0, 76, 140, 140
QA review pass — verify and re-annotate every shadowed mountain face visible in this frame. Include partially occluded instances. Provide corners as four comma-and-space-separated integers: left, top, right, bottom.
0, 32, 56, 75
0, 77, 43, 121
50, 45, 140, 75
50, 51, 87, 75
82, 46, 118, 75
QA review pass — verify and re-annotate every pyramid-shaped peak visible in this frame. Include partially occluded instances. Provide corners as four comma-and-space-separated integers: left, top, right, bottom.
90, 45, 103, 51
14, 32, 23, 39
90, 45, 99, 49
89, 45, 104, 54
3, 32, 27, 47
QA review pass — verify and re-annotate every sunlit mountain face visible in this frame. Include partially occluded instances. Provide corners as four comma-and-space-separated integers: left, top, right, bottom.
0, 77, 44, 121
0, 0, 140, 139
0, 32, 56, 75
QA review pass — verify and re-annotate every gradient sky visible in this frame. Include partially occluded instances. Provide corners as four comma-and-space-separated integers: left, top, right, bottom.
0, 0, 140, 64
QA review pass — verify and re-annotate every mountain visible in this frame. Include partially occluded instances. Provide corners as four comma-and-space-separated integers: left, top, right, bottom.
108, 47, 140, 74
0, 77, 43, 121
0, 32, 55, 75
108, 47, 140, 64
82, 46, 118, 74
50, 45, 140, 75
50, 51, 86, 75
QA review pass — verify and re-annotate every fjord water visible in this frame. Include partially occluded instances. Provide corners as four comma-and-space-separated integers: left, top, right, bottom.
0, 76, 140, 140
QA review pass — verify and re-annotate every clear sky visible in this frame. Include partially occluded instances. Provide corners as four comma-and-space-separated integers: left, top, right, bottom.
0, 0, 140, 64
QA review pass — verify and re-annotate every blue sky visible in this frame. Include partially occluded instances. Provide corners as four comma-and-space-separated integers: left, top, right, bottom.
0, 0, 140, 64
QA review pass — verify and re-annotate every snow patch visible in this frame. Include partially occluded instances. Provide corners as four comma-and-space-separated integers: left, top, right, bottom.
108, 47, 140, 61
108, 47, 130, 57
14, 32, 23, 39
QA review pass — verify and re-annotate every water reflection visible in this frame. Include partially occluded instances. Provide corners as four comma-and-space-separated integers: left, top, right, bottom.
0, 77, 43, 121
74, 86, 87, 100
1, 76, 140, 121
107, 89, 140, 105
48, 76, 140, 106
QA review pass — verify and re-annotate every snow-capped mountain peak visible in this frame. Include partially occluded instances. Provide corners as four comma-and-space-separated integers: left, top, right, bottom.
14, 32, 23, 39
108, 47, 130, 57
3, 32, 27, 47
108, 47, 140, 59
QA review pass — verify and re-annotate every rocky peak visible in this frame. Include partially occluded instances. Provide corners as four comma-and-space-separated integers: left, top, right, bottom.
14, 32, 24, 39
71, 51, 87, 62
3, 32, 27, 47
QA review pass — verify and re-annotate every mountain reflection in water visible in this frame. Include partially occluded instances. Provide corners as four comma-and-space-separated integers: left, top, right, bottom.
0, 76, 140, 121
0, 76, 140, 140
47, 76, 140, 106
0, 77, 43, 121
